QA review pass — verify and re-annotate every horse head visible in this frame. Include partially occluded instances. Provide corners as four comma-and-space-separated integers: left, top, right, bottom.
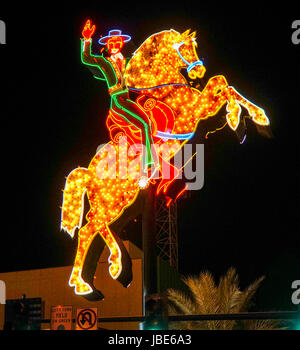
125, 29, 206, 87
172, 29, 206, 80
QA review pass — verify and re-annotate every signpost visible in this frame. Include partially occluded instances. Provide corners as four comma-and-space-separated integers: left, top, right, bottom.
76, 307, 98, 330
51, 305, 73, 330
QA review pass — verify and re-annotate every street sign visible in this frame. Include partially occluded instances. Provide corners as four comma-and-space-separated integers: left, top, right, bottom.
0, 280, 5, 304
51, 305, 73, 330
76, 308, 98, 330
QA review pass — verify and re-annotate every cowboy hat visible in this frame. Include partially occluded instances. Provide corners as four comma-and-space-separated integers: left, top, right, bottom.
98, 29, 131, 45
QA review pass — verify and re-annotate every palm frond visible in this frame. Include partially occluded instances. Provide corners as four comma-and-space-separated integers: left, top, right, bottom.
242, 319, 285, 330
166, 268, 272, 330
167, 288, 195, 315
217, 267, 241, 314
183, 271, 218, 314
235, 276, 265, 313
182, 271, 220, 329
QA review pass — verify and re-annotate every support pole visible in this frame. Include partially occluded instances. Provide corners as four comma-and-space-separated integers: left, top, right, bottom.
142, 185, 157, 315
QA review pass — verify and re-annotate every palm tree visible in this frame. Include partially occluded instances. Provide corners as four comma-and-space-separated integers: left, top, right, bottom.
167, 267, 282, 330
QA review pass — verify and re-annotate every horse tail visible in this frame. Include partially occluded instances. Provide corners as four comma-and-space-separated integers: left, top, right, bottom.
60, 167, 91, 238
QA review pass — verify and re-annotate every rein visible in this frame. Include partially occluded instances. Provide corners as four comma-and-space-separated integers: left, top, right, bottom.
172, 41, 203, 72
155, 130, 195, 141
127, 40, 202, 142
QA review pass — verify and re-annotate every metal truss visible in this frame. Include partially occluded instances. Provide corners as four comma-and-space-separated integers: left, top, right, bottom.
155, 196, 178, 269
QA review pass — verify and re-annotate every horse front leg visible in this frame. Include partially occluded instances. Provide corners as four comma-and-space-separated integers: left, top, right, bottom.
199, 75, 269, 131
226, 86, 270, 127
199, 75, 241, 130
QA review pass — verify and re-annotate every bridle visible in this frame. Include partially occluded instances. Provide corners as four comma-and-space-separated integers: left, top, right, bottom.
172, 41, 203, 73
129, 40, 204, 142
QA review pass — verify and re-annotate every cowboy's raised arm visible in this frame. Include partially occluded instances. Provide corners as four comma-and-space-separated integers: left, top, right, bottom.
81, 20, 106, 66
81, 38, 105, 65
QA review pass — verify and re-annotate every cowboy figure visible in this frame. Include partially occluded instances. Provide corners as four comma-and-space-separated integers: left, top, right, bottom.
81, 20, 158, 179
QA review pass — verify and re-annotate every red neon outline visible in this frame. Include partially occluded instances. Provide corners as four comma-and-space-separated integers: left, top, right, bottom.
107, 36, 125, 55
166, 197, 172, 207
82, 19, 96, 41
175, 184, 188, 202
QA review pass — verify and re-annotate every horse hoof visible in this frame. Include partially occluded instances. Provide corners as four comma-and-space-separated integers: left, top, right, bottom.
116, 268, 133, 288
83, 287, 104, 301
108, 228, 133, 288
115, 250, 133, 288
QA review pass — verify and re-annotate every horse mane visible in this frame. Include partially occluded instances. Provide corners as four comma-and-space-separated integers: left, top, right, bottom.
125, 29, 185, 89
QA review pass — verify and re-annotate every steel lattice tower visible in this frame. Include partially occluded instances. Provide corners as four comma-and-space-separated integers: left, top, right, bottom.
155, 196, 178, 269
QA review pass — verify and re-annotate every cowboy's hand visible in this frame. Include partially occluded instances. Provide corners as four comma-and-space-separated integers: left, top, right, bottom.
82, 19, 96, 40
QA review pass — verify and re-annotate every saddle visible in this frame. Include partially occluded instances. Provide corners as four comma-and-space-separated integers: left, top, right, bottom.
106, 93, 176, 146
106, 93, 184, 198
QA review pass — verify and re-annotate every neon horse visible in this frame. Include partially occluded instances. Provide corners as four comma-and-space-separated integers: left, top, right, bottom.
61, 28, 270, 300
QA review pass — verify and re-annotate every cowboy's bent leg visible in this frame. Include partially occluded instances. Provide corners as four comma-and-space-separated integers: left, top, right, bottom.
111, 93, 156, 171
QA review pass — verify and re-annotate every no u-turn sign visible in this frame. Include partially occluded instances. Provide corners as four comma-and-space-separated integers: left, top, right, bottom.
76, 308, 98, 330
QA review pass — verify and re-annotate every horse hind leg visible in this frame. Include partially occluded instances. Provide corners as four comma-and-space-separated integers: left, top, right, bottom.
69, 223, 104, 299
99, 225, 133, 288
81, 234, 106, 301
69, 220, 132, 300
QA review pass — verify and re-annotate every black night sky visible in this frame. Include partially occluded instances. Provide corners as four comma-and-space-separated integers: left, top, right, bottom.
1, 2, 299, 311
